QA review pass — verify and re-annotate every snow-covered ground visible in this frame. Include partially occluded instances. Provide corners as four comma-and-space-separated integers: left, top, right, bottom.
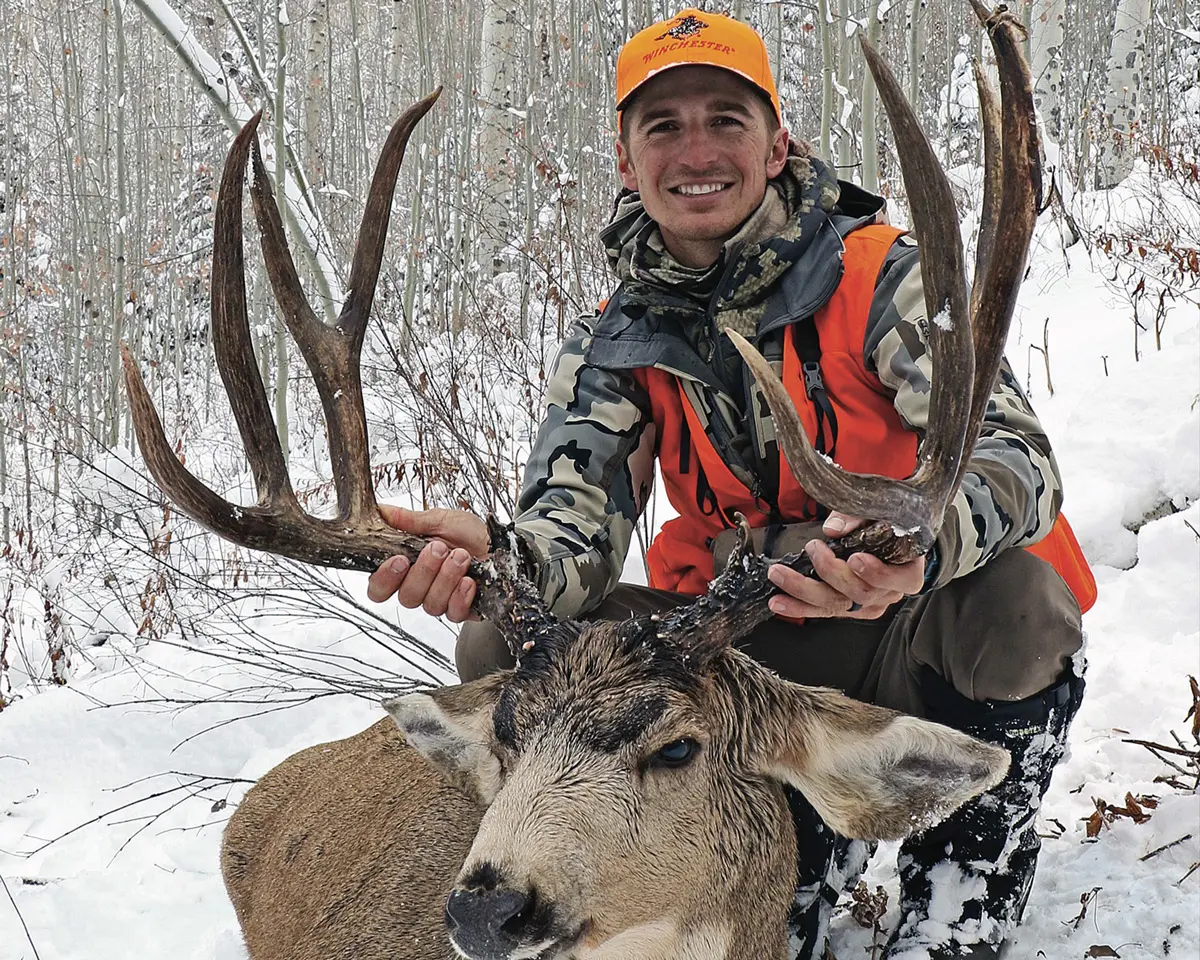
1, 180, 1198, 958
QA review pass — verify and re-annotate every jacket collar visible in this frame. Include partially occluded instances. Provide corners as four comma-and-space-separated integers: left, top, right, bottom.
587, 203, 884, 380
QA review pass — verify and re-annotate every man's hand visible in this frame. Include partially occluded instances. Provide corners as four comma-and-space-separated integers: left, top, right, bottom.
366, 505, 489, 622
766, 512, 925, 621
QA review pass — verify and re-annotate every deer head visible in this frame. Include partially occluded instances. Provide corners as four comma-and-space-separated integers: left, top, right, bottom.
386, 607, 1008, 958
123, 5, 1037, 958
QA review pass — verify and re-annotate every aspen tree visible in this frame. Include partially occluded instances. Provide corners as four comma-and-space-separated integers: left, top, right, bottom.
274, 0, 291, 463
861, 0, 884, 192
1096, 0, 1151, 188
1029, 0, 1066, 143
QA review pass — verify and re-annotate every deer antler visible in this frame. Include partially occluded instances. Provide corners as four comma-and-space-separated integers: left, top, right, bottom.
659, 6, 1041, 650
121, 90, 556, 649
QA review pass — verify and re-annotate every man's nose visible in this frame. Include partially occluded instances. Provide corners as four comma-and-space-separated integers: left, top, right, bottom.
674, 125, 721, 168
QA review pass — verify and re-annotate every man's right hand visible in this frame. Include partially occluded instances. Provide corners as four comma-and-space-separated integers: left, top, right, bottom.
366, 505, 489, 622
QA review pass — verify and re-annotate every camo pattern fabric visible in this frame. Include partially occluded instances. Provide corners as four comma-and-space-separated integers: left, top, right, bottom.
603, 145, 841, 340
513, 173, 1063, 617
512, 325, 658, 616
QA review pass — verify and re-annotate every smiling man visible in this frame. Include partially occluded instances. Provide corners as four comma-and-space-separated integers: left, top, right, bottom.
369, 10, 1096, 959
615, 66, 789, 268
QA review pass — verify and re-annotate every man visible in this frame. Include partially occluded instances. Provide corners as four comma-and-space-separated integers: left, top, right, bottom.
368, 10, 1096, 959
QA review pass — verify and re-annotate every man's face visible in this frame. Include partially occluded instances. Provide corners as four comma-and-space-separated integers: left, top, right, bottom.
616, 66, 789, 269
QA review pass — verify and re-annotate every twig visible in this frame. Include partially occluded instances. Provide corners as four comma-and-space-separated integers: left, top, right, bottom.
1063, 887, 1102, 930
1122, 738, 1200, 777
0, 872, 42, 960
1140, 834, 1193, 862
1179, 862, 1199, 885
24, 778, 208, 855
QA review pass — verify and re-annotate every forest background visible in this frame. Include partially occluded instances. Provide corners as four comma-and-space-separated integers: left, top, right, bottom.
0, 0, 1198, 957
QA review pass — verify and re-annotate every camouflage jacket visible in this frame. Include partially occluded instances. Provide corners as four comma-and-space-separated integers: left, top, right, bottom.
513, 152, 1063, 618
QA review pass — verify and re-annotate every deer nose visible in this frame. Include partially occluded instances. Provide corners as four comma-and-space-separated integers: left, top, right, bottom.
445, 887, 531, 957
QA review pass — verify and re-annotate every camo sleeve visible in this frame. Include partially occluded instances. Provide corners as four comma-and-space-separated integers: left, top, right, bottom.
863, 237, 1063, 588
512, 318, 657, 617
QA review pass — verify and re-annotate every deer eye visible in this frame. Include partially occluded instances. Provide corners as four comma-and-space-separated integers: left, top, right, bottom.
650, 738, 700, 769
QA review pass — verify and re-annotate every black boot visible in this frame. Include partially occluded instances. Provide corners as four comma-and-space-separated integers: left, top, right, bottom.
785, 787, 875, 960
885, 668, 1085, 959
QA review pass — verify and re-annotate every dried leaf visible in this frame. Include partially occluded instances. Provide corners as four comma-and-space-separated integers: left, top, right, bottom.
1086, 947, 1120, 958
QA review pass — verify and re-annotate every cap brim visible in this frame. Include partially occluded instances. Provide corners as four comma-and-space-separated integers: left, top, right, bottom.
616, 61, 780, 123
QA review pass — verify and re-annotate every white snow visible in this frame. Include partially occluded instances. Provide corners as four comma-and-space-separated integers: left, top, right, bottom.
1, 169, 1198, 959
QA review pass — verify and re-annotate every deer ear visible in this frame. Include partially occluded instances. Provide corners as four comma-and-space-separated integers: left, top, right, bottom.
748, 675, 1010, 841
384, 670, 512, 805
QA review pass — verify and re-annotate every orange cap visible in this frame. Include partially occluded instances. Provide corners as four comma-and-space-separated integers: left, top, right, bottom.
616, 9, 781, 126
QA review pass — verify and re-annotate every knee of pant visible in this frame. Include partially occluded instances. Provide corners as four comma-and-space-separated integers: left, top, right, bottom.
455, 621, 516, 682
924, 547, 1083, 703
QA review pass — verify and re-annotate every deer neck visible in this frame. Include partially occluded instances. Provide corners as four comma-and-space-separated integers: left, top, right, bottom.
570, 829, 793, 960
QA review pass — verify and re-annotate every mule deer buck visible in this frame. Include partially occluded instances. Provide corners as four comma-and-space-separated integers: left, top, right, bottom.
122, 6, 1040, 959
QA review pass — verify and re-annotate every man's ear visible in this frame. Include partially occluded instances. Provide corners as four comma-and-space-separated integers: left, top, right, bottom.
616, 137, 639, 192
766, 125, 789, 179
384, 670, 513, 805
746, 671, 1009, 840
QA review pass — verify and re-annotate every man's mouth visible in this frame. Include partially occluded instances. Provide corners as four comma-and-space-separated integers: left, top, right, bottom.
671, 182, 731, 196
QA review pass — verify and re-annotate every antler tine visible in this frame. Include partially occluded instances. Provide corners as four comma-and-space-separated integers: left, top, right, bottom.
957, 3, 1041, 493
969, 57, 1002, 322
123, 93, 558, 656
249, 89, 442, 523
121, 343, 291, 541
341, 87, 443, 342
855, 30, 975, 528
727, 29, 976, 553
212, 112, 300, 510
662, 8, 1044, 652
726, 330, 935, 535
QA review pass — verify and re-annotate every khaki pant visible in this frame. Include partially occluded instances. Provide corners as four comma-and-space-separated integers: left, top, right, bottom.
455, 546, 1083, 718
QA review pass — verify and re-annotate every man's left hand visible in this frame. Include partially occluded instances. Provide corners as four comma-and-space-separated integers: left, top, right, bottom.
766, 512, 925, 620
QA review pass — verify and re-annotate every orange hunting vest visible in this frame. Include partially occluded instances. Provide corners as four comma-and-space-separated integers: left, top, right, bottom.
631, 224, 1097, 613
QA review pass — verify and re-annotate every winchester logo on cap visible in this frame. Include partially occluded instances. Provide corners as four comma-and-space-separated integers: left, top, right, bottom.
655, 13, 708, 41
615, 8, 782, 125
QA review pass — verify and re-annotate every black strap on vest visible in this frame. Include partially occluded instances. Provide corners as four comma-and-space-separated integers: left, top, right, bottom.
793, 319, 838, 457
679, 419, 721, 518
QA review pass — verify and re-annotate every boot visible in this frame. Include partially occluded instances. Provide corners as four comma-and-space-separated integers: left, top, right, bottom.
884, 668, 1085, 959
785, 787, 875, 960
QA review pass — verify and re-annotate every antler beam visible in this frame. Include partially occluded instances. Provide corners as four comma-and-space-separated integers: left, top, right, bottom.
121, 90, 557, 649
661, 6, 1041, 644
725, 6, 1038, 566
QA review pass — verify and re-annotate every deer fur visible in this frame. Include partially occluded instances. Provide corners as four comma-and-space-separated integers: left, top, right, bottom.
222, 618, 1007, 960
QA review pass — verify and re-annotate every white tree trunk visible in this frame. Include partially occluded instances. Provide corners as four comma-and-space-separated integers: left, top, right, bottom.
305, 0, 327, 182
907, 0, 922, 108
275, 0, 291, 463
477, 0, 521, 277
1029, 0, 1066, 143
1095, 0, 1151, 189
836, 0, 853, 172
861, 2, 883, 192
107, 0, 129, 447
137, 0, 343, 319
818, 0, 834, 161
